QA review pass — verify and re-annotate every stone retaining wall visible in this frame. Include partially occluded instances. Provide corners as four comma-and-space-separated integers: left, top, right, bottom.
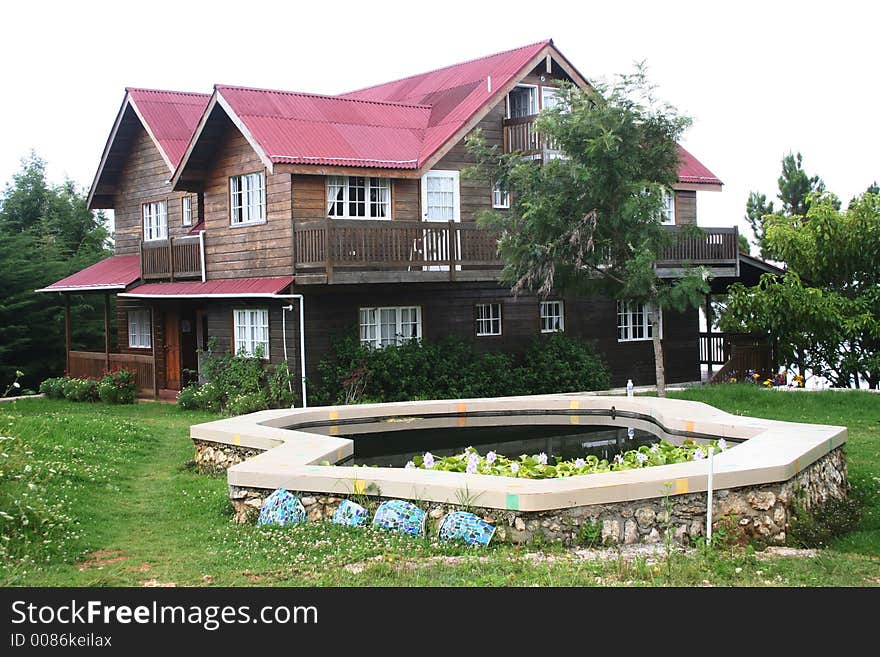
226, 446, 848, 546
193, 439, 263, 475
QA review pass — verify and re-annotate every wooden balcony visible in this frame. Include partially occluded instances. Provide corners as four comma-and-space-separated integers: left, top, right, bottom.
655, 226, 739, 277
140, 235, 203, 281
503, 114, 561, 159
293, 219, 740, 284
294, 219, 501, 284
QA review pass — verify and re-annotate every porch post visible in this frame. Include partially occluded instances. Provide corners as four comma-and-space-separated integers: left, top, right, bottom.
151, 304, 159, 400
705, 293, 713, 378
103, 294, 111, 373
64, 294, 71, 375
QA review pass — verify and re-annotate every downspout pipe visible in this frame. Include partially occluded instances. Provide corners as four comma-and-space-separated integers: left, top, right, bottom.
272, 294, 307, 408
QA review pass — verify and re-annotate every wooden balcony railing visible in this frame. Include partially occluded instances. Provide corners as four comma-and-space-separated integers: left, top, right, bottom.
503, 114, 559, 157
294, 219, 501, 283
68, 350, 155, 391
293, 219, 740, 283
657, 226, 739, 268
140, 235, 203, 281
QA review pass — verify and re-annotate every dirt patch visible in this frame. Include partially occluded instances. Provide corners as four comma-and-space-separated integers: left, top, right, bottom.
78, 550, 127, 571
756, 546, 819, 559
141, 579, 176, 587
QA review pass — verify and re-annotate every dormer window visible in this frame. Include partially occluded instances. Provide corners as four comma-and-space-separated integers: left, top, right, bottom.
229, 171, 266, 225
327, 176, 391, 219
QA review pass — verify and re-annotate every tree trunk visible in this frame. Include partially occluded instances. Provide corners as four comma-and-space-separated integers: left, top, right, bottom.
652, 304, 666, 397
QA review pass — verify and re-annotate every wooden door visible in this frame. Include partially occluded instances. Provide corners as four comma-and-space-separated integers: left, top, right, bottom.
164, 311, 181, 390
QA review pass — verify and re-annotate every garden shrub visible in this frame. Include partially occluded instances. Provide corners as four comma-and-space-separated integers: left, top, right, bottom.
177, 339, 298, 413
519, 332, 611, 394
61, 377, 98, 402
313, 332, 611, 405
97, 368, 137, 404
789, 494, 863, 548
39, 377, 67, 399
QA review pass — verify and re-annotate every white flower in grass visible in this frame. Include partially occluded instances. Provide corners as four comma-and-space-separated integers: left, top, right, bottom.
693, 448, 706, 461
486, 450, 497, 464
510, 462, 520, 474
636, 452, 648, 465
12, 382, 20, 389
405, 461, 415, 469
717, 439, 728, 451
574, 458, 586, 469
537, 452, 548, 466
423, 452, 435, 469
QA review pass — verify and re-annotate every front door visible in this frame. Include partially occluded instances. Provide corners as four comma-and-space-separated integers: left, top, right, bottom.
164, 310, 181, 390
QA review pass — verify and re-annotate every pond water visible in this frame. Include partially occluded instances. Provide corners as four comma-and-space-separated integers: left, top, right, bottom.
299, 414, 658, 468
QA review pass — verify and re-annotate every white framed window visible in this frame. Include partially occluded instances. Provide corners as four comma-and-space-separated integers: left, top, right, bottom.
540, 300, 564, 333
142, 201, 167, 241
617, 301, 662, 342
421, 170, 460, 221
507, 84, 538, 118
541, 87, 560, 110
492, 181, 510, 209
475, 303, 502, 336
230, 172, 266, 225
182, 195, 193, 226
233, 308, 269, 359
661, 190, 676, 225
127, 309, 151, 349
327, 176, 391, 219
359, 306, 422, 348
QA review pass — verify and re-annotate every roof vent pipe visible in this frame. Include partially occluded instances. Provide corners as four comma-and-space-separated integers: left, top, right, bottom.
487, 75, 492, 93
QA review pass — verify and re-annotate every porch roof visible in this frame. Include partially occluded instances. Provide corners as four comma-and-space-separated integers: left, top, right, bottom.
36, 255, 141, 293
118, 276, 294, 299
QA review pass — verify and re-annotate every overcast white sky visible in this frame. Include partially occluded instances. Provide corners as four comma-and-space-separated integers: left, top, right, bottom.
1, 0, 877, 246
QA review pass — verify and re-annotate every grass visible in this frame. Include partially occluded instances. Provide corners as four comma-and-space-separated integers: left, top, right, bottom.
0, 387, 879, 587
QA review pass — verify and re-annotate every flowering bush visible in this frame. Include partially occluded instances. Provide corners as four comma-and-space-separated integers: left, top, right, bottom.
39, 377, 67, 399
400, 439, 729, 479
721, 368, 805, 388
61, 377, 99, 402
97, 368, 137, 405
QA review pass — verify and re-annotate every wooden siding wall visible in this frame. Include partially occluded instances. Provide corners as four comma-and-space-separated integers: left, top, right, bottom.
116, 297, 166, 390
202, 123, 293, 278
112, 125, 200, 256
300, 283, 699, 387
432, 101, 507, 223
675, 190, 697, 225
204, 302, 292, 366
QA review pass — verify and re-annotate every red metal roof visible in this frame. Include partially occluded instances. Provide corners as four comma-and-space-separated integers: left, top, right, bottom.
677, 145, 722, 187
36, 255, 141, 293
127, 88, 211, 168
120, 277, 294, 298
217, 86, 431, 169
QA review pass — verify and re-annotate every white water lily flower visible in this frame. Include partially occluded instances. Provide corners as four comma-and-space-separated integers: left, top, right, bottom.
537, 452, 548, 466
650, 444, 660, 453
486, 450, 497, 464
423, 452, 435, 468
693, 448, 706, 461
636, 452, 648, 464
466, 452, 479, 474
405, 461, 415, 469
717, 439, 727, 451
574, 458, 586, 469
613, 454, 624, 465
510, 462, 520, 474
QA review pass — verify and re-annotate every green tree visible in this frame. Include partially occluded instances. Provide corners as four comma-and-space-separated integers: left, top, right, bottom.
0, 153, 112, 388
746, 152, 827, 257
466, 67, 709, 396
722, 191, 880, 388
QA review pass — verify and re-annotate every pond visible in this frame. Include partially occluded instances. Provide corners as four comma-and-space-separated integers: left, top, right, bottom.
298, 413, 658, 468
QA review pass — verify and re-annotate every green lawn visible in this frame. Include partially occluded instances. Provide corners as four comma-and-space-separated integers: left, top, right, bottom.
1, 387, 878, 587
